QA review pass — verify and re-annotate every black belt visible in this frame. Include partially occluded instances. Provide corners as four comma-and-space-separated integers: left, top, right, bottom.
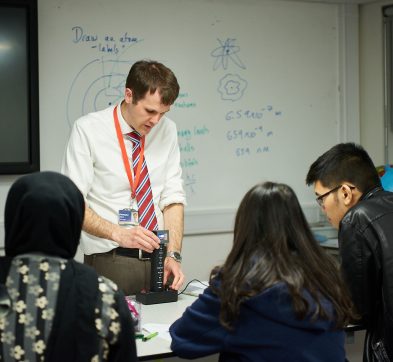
113, 247, 151, 260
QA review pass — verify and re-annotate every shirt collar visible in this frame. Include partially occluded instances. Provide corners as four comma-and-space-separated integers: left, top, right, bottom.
116, 103, 135, 135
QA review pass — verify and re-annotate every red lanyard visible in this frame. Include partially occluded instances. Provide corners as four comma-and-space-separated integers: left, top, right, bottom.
113, 106, 145, 200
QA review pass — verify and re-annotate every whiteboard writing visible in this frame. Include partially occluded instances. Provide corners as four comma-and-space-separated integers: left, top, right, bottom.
211, 38, 246, 71
57, 0, 340, 214
211, 39, 248, 101
66, 26, 145, 126
71, 26, 141, 54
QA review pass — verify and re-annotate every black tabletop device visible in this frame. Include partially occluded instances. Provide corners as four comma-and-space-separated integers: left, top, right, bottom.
136, 230, 178, 305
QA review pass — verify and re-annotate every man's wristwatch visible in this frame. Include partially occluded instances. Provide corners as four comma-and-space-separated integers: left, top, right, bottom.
166, 251, 182, 263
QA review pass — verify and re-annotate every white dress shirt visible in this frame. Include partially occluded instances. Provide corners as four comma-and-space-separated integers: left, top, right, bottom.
61, 104, 186, 254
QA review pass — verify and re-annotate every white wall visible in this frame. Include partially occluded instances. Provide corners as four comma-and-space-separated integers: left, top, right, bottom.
359, 0, 392, 165
181, 233, 233, 282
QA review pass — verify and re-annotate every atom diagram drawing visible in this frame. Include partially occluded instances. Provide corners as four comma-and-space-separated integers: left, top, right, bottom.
211, 38, 246, 71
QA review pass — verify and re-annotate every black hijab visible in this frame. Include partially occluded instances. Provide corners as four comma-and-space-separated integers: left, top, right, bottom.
4, 171, 84, 258
0, 172, 104, 361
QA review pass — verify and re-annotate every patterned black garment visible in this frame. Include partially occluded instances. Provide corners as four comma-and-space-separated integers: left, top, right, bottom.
1, 255, 131, 362
0, 171, 136, 362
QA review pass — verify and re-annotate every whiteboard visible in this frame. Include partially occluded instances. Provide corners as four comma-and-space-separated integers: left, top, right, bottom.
38, 0, 357, 234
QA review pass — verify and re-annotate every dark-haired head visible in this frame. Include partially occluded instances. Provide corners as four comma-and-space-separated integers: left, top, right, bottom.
212, 181, 356, 329
230, 182, 312, 263
306, 142, 381, 192
4, 171, 84, 259
126, 60, 179, 106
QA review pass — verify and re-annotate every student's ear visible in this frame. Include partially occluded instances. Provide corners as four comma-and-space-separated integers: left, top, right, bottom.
341, 184, 355, 207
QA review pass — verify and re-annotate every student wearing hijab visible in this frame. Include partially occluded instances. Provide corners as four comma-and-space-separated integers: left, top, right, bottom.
170, 182, 357, 361
0, 171, 136, 362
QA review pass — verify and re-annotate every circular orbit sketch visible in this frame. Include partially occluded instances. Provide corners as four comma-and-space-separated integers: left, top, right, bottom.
66, 58, 133, 127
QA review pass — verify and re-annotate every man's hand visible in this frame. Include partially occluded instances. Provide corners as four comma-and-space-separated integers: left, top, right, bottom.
112, 225, 160, 252
164, 257, 184, 290
83, 206, 160, 252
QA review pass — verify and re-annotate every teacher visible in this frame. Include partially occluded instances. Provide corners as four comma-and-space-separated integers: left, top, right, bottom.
62, 60, 186, 295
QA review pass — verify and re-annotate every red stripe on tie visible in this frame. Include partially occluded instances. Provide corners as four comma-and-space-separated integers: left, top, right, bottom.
129, 132, 158, 231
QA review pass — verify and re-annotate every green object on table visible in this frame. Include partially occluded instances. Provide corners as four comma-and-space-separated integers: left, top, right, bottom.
142, 331, 159, 342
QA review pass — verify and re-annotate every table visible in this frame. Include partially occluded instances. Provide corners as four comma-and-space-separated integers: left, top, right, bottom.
136, 294, 196, 361
134, 283, 364, 361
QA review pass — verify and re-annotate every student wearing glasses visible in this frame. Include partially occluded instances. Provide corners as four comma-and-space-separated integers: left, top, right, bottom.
306, 142, 393, 361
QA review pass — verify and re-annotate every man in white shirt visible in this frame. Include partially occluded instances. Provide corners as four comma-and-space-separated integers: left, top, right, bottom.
62, 60, 186, 295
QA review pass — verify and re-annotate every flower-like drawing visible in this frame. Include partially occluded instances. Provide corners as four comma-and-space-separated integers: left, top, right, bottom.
218, 74, 247, 101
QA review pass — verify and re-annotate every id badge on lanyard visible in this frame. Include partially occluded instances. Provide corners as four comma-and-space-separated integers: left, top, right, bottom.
118, 198, 139, 228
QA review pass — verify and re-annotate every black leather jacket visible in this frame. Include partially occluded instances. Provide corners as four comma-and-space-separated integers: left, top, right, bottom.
339, 186, 393, 360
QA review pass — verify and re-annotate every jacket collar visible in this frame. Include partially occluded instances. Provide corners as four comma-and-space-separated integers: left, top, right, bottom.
359, 185, 384, 202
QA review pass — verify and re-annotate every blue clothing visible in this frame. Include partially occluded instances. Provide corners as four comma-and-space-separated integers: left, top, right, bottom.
170, 283, 346, 361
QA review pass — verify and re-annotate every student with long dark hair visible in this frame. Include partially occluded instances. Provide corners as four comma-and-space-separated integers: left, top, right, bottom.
170, 182, 356, 361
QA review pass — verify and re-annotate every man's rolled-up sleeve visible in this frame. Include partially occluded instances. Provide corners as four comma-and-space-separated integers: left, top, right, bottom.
159, 131, 186, 210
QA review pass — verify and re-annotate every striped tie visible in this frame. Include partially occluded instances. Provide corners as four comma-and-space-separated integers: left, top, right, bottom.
126, 131, 158, 230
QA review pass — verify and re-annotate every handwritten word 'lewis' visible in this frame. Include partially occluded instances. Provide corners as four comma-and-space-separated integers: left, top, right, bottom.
91, 43, 119, 54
